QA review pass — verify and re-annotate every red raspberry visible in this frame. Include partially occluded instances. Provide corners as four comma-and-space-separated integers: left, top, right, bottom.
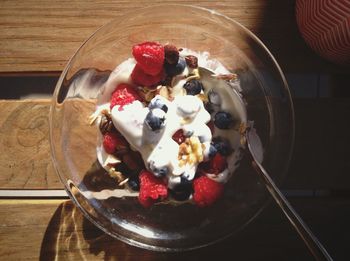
110, 83, 141, 110
198, 153, 227, 175
172, 129, 186, 144
138, 170, 168, 208
210, 153, 227, 173
103, 132, 128, 154
193, 176, 224, 207
131, 64, 164, 87
132, 41, 165, 76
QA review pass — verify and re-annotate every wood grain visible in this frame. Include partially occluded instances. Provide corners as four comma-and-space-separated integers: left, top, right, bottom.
0, 99, 96, 189
0, 100, 61, 189
0, 98, 350, 190
0, 198, 348, 260
0, 0, 346, 74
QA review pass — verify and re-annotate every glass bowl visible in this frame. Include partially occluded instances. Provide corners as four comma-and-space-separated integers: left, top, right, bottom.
50, 5, 294, 252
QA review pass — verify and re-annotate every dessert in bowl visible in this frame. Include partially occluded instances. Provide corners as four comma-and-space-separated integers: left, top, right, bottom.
91, 42, 247, 208
50, 5, 294, 251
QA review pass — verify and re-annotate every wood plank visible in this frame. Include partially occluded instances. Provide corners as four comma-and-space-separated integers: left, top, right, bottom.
0, 99, 96, 189
285, 98, 350, 190
0, 100, 61, 189
0, 0, 347, 73
0, 197, 347, 260
0, 98, 350, 190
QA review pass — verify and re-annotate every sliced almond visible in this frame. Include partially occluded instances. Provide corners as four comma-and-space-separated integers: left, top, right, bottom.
103, 154, 121, 167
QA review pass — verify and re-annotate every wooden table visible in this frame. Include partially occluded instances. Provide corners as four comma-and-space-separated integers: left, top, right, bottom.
1, 1, 349, 260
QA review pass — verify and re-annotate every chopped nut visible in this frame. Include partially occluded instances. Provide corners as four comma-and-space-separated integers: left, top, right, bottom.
240, 135, 247, 146
103, 154, 121, 167
188, 153, 196, 164
137, 86, 157, 102
178, 143, 188, 155
239, 123, 251, 146
118, 178, 129, 186
99, 112, 114, 135
88, 113, 99, 125
239, 122, 249, 135
196, 93, 208, 103
108, 167, 125, 183
88, 104, 111, 125
178, 137, 204, 167
156, 85, 171, 99
145, 90, 156, 102
185, 68, 200, 82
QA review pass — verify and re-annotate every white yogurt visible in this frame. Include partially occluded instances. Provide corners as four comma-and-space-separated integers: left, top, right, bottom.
111, 94, 211, 188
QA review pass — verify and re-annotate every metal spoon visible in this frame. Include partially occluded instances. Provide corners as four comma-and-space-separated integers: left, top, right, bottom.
199, 67, 333, 261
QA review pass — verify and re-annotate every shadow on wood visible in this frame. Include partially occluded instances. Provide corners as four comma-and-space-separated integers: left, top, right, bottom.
39, 200, 161, 260
38, 198, 315, 260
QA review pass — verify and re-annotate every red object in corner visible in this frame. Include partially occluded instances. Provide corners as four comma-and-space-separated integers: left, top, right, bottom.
296, 0, 350, 65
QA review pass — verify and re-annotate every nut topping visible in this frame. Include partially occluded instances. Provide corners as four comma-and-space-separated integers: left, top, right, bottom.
178, 137, 204, 167
99, 111, 114, 135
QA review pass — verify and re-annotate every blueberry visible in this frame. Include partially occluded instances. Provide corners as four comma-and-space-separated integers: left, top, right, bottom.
212, 137, 233, 156
164, 57, 186, 77
183, 79, 203, 95
154, 167, 168, 177
149, 159, 169, 178
204, 102, 215, 113
127, 176, 140, 191
170, 177, 193, 201
145, 109, 166, 131
149, 97, 168, 112
150, 165, 169, 178
214, 111, 234, 129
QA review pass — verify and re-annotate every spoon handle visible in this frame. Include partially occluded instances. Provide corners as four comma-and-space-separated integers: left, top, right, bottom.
247, 149, 333, 260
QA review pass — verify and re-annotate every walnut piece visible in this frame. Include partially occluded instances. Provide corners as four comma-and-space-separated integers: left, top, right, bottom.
178, 137, 205, 167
